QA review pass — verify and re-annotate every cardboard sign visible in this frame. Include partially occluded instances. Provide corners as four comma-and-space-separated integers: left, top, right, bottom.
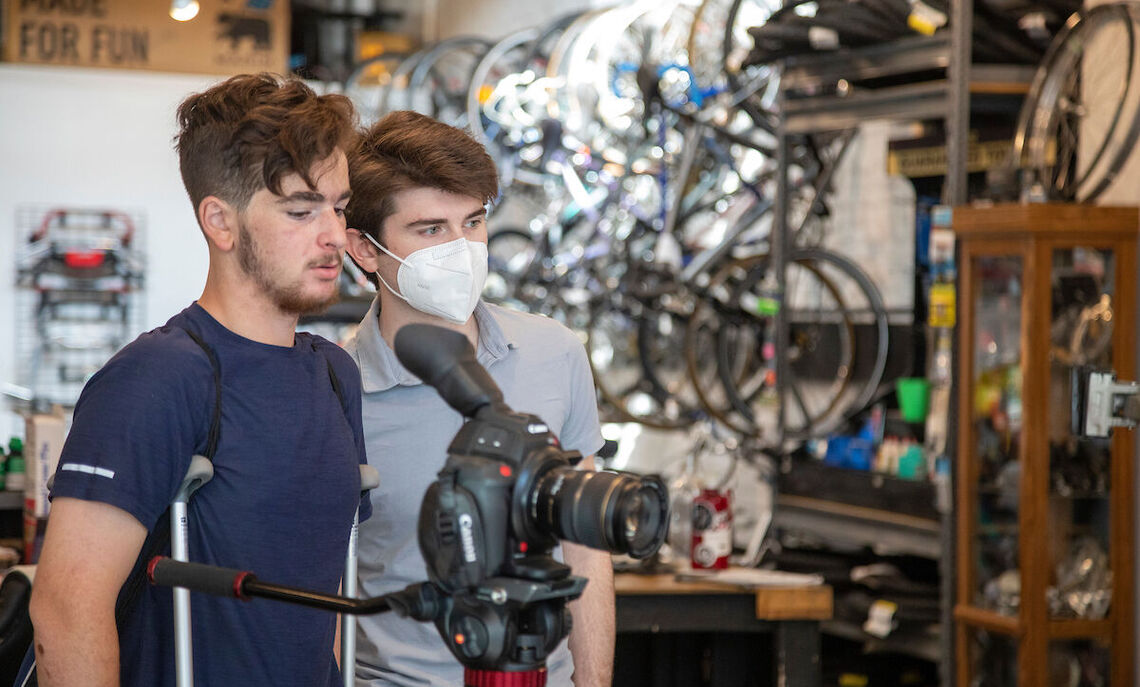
4, 0, 289, 75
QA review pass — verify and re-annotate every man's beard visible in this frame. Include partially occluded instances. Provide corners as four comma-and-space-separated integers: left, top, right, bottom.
236, 222, 341, 315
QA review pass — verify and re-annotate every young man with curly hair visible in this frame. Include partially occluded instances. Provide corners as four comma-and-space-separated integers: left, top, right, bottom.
28, 73, 369, 687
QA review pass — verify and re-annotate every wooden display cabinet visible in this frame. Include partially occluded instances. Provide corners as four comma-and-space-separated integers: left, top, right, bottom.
953, 204, 1136, 687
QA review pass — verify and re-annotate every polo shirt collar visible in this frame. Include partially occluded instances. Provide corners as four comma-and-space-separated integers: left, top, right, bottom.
355, 298, 515, 393
473, 300, 514, 362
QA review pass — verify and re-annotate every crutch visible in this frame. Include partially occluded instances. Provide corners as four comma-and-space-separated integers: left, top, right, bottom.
342, 464, 380, 687
170, 455, 214, 687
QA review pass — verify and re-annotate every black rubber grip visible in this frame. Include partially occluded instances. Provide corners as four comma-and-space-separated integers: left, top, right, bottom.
148, 556, 255, 599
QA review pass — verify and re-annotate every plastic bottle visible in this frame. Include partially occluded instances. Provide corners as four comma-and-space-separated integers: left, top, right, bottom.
6, 439, 26, 492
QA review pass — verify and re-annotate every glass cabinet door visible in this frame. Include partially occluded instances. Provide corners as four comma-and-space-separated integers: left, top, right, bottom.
1048, 639, 1110, 687
971, 255, 1024, 615
1047, 247, 1115, 621
967, 628, 1019, 687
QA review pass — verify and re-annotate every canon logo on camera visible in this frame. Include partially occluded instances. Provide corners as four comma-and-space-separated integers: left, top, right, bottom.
458, 513, 478, 563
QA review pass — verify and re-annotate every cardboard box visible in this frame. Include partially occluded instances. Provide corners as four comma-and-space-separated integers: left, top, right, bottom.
4, 0, 289, 75
22, 409, 65, 564
24, 409, 64, 519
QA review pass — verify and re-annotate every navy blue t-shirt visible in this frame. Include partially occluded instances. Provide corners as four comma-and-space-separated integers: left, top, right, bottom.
50, 303, 371, 687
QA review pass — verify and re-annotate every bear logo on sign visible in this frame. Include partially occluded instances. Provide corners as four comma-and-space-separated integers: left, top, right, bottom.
216, 13, 270, 50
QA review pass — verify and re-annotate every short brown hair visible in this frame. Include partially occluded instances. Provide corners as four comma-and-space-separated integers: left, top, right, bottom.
346, 111, 499, 243
176, 73, 358, 216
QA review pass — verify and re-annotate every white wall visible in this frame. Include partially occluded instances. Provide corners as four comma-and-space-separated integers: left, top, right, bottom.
434, 0, 596, 40
376, 0, 599, 44
0, 65, 220, 438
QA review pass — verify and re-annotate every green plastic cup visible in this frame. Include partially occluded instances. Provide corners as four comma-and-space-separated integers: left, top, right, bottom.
896, 377, 931, 423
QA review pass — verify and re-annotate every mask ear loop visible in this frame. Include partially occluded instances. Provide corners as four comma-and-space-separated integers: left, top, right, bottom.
360, 231, 412, 305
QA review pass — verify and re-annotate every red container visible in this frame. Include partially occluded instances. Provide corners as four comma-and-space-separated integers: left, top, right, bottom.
691, 489, 732, 569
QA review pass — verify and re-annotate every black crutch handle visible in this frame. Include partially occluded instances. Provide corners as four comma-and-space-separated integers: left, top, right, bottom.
149, 556, 255, 600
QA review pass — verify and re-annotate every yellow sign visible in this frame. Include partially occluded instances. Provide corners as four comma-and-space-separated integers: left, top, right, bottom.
928, 283, 957, 328
888, 140, 1012, 178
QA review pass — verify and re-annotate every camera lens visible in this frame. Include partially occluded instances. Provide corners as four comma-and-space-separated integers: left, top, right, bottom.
530, 467, 668, 559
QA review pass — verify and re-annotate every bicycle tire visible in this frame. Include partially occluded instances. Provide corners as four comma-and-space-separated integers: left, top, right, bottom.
685, 253, 853, 439
465, 28, 552, 190
1012, 3, 1140, 202
343, 51, 410, 125
407, 36, 491, 125
686, 247, 888, 443
585, 279, 701, 430
484, 227, 540, 310
467, 28, 542, 145
719, 253, 855, 440
381, 46, 433, 115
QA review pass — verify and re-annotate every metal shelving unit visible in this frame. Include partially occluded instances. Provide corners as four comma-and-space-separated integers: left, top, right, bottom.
775, 494, 942, 559
779, 35, 1034, 136
0, 492, 23, 511
768, 6, 1038, 684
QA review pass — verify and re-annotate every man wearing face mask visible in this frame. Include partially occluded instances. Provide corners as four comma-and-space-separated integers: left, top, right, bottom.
341, 111, 613, 687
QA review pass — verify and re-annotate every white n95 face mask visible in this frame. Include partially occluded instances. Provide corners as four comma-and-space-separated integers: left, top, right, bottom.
363, 233, 488, 324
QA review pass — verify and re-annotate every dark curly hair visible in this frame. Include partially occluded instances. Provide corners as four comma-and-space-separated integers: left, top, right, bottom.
175, 73, 358, 217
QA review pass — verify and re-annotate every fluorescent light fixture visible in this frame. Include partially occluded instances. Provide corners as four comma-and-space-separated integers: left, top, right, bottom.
170, 0, 200, 22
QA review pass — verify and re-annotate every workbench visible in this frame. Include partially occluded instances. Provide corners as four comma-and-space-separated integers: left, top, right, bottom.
615, 573, 833, 687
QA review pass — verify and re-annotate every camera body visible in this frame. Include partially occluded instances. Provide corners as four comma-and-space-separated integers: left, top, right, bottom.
418, 405, 587, 670
395, 323, 668, 674
420, 408, 580, 590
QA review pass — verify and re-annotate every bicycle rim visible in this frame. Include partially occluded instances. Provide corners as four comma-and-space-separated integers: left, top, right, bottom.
716, 254, 855, 439
1014, 4, 1140, 201
343, 52, 410, 126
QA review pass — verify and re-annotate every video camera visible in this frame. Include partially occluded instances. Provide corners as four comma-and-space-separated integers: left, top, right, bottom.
149, 323, 669, 685
396, 324, 669, 674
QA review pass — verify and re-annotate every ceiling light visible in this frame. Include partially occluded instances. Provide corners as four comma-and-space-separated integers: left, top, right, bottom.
170, 0, 200, 22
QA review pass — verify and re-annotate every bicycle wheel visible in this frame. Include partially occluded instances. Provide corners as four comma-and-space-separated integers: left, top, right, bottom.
466, 28, 548, 190
484, 227, 540, 311
467, 28, 541, 146
730, 252, 856, 441
687, 0, 781, 120
1013, 3, 1140, 202
585, 274, 701, 430
342, 52, 409, 126
687, 248, 888, 443
545, 7, 614, 124
407, 36, 491, 126
381, 47, 432, 115
686, 254, 848, 439
552, 3, 683, 154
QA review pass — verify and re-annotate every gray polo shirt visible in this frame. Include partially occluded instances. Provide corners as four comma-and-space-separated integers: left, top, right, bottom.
344, 297, 605, 687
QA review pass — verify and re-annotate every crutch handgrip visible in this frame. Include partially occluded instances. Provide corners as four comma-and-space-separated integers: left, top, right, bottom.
174, 455, 215, 503
149, 556, 255, 600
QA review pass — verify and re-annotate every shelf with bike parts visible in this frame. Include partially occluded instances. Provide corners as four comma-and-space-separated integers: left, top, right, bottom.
775, 33, 1035, 137
758, 4, 1093, 681
762, 13, 1049, 451
952, 203, 1135, 687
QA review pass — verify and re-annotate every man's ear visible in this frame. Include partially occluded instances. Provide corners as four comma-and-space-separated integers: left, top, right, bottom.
198, 196, 239, 252
346, 228, 382, 272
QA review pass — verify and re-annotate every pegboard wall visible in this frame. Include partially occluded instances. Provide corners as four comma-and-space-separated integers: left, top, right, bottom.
13, 205, 147, 408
